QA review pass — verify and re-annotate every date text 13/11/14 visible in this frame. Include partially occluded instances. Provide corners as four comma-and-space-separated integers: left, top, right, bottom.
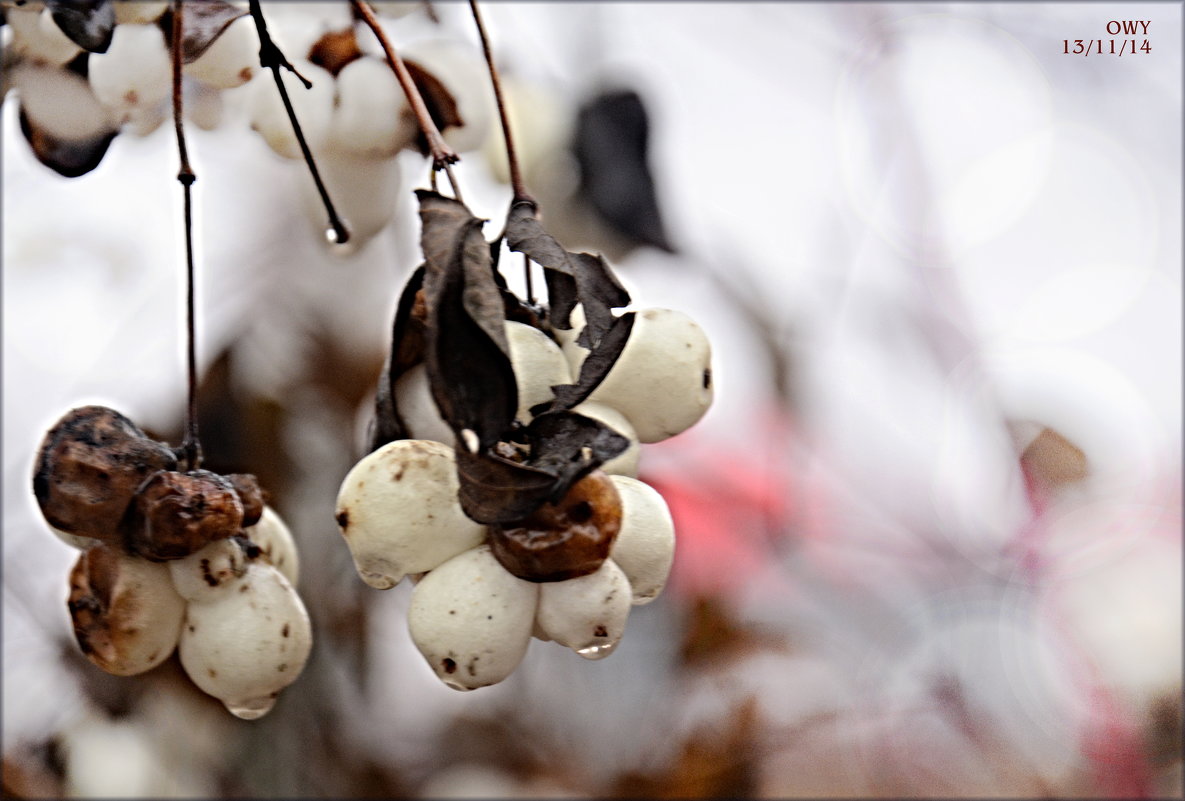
1064, 39, 1151, 56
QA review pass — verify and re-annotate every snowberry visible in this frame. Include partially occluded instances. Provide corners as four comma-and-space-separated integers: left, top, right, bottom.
245, 506, 300, 588
335, 439, 486, 589
183, 15, 258, 90
577, 308, 713, 443
297, 150, 404, 249
67, 543, 187, 676
167, 537, 250, 604
606, 475, 675, 605
10, 63, 117, 144
183, 79, 224, 131
6, 7, 82, 66
87, 23, 172, 125
393, 363, 455, 445
504, 320, 572, 425
329, 55, 415, 158
112, 2, 167, 25
178, 561, 312, 720
535, 558, 631, 659
570, 401, 640, 477
400, 39, 493, 154
408, 544, 539, 691
246, 59, 335, 160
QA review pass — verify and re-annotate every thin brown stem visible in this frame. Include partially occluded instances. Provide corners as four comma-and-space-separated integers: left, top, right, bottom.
522, 252, 534, 305
350, 0, 459, 176
171, 0, 200, 470
469, 0, 532, 204
247, 0, 350, 244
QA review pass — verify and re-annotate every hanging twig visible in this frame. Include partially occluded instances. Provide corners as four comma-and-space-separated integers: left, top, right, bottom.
349, 0, 463, 201
247, 0, 350, 243
469, 0, 532, 205
170, 0, 202, 471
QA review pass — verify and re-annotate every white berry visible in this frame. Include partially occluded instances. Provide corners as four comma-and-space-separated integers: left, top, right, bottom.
245, 506, 300, 588
505, 320, 572, 424
167, 538, 249, 604
577, 308, 713, 443
247, 59, 335, 160
183, 15, 258, 90
535, 558, 631, 659
6, 7, 82, 66
68, 545, 187, 676
408, 544, 539, 690
88, 24, 171, 125
329, 55, 415, 158
607, 476, 676, 605
335, 439, 486, 589
178, 562, 312, 720
399, 39, 493, 154
393, 363, 455, 446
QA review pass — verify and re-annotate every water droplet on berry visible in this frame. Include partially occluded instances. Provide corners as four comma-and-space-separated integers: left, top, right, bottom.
576, 642, 617, 660
225, 696, 276, 720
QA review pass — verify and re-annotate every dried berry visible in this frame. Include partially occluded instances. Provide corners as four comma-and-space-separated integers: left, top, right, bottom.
123, 469, 244, 561
67, 542, 187, 676
224, 473, 265, 528
33, 405, 178, 543
488, 470, 622, 582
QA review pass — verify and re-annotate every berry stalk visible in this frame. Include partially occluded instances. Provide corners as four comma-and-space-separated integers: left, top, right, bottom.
170, 0, 201, 470
468, 0, 531, 205
349, 0, 463, 201
247, 0, 350, 244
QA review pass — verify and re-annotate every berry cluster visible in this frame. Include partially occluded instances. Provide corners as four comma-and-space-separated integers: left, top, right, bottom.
34, 406, 311, 720
2, 1, 489, 250
2, 0, 253, 174
334, 191, 713, 690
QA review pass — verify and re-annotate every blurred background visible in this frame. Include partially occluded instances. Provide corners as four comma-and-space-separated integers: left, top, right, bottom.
3, 2, 1181, 797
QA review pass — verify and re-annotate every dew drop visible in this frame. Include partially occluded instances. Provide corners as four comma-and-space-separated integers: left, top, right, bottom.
576, 641, 617, 661
225, 696, 277, 720
324, 224, 358, 258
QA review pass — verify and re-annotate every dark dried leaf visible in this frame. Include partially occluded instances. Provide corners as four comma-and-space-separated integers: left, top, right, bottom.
46, 0, 114, 54
573, 88, 674, 253
505, 200, 630, 348
538, 311, 635, 413
454, 447, 558, 524
369, 265, 427, 452
162, 0, 248, 63
525, 411, 629, 502
19, 106, 116, 178
417, 190, 516, 450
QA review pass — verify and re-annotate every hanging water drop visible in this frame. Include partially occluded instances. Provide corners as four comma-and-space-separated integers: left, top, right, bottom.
576, 641, 617, 660
225, 696, 277, 720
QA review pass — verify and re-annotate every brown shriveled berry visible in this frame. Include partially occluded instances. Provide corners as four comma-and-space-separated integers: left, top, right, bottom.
488, 471, 623, 582
123, 470, 244, 561
225, 473, 265, 528
33, 406, 178, 543
67, 542, 186, 676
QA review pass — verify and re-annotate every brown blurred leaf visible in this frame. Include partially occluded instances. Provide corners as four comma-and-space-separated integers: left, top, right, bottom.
46, 0, 114, 53
18, 106, 117, 179
1021, 427, 1088, 490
